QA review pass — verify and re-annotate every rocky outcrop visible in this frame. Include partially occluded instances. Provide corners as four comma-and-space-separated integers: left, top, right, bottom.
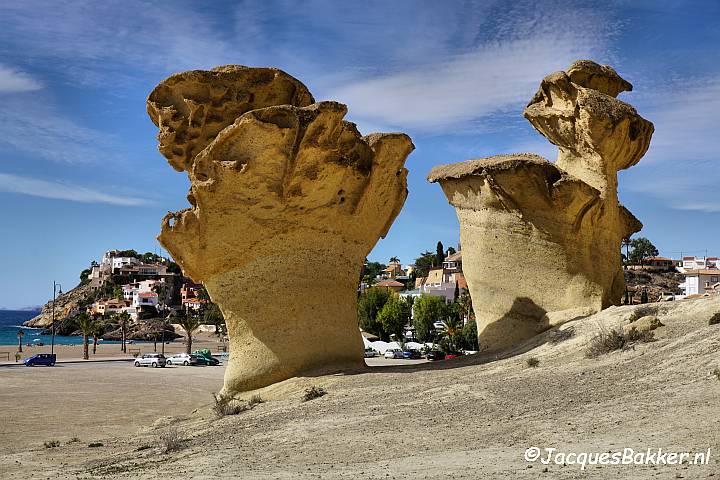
428, 60, 653, 352
148, 66, 413, 394
23, 282, 92, 330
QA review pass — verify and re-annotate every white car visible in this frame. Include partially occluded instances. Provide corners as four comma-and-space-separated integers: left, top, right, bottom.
166, 353, 198, 366
384, 348, 404, 359
134, 353, 167, 368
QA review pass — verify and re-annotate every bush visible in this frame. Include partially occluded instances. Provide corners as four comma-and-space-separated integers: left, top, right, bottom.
212, 393, 248, 418
549, 326, 575, 345
712, 368, 720, 381
248, 394, 264, 408
628, 305, 659, 323
160, 428, 183, 453
302, 386, 327, 402
586, 327, 654, 358
526, 357, 540, 368
68, 437, 81, 443
88, 442, 103, 448
44, 440, 60, 448
709, 313, 720, 326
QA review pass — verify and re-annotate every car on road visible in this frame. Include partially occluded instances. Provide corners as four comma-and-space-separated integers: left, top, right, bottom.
364, 348, 378, 358
23, 353, 56, 366
402, 349, 422, 359
192, 350, 221, 366
165, 353, 198, 366
425, 350, 445, 361
384, 348, 404, 359
134, 353, 167, 368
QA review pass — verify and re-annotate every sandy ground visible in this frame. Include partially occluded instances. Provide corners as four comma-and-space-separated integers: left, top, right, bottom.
1, 296, 720, 479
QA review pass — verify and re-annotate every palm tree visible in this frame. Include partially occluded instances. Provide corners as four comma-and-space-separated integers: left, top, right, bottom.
442, 307, 464, 353
389, 256, 400, 264
114, 312, 131, 353
176, 313, 201, 354
203, 303, 225, 336
91, 317, 104, 355
76, 313, 94, 360
17, 329, 24, 353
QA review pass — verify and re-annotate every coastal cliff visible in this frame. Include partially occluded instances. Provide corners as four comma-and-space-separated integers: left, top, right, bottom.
23, 282, 92, 329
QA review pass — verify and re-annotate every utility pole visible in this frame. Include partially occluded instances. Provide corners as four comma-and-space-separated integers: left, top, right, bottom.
50, 281, 62, 356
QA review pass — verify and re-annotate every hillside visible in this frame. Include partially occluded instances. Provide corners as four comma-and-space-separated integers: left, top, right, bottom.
23, 282, 92, 329
3, 295, 720, 479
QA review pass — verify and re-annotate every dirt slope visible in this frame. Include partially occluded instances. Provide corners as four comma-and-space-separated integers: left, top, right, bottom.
3, 296, 720, 479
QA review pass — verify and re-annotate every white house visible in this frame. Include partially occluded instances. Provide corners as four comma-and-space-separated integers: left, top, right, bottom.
679, 270, 720, 296
680, 256, 718, 272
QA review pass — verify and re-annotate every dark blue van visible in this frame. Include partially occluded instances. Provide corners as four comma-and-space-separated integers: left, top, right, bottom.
23, 353, 56, 366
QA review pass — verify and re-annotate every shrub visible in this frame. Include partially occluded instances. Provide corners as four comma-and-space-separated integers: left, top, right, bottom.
709, 313, 720, 326
549, 326, 575, 345
526, 357, 540, 368
68, 437, 81, 443
44, 440, 60, 448
712, 368, 720, 381
628, 305, 659, 323
248, 394, 264, 408
88, 442, 103, 448
302, 386, 327, 402
212, 393, 248, 418
160, 428, 183, 454
586, 327, 654, 358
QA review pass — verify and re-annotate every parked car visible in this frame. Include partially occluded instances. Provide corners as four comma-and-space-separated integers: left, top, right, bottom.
364, 348, 378, 358
384, 348, 404, 359
23, 353, 56, 366
425, 350, 445, 361
402, 349, 422, 359
134, 353, 167, 368
192, 349, 221, 366
444, 352, 464, 360
165, 353, 198, 366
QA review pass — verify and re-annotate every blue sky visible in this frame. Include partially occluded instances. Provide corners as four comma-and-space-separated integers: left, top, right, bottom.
0, 0, 718, 308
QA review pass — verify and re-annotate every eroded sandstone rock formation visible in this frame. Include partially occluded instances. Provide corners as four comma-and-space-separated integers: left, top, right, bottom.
428, 60, 653, 352
148, 66, 413, 393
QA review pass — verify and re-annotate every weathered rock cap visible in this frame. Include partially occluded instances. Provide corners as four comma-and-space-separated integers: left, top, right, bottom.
427, 153, 550, 182
147, 65, 314, 172
565, 60, 633, 97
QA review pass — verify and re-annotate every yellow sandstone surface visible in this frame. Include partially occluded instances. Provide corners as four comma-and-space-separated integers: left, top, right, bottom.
148, 66, 413, 394
428, 60, 654, 352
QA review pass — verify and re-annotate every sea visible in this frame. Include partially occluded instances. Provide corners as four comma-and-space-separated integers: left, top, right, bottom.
0, 310, 118, 346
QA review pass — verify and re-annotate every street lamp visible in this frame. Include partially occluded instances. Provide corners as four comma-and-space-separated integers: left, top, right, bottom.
50, 281, 62, 355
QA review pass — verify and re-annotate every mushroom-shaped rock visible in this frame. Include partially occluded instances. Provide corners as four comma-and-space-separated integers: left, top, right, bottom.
148, 67, 414, 394
428, 61, 652, 352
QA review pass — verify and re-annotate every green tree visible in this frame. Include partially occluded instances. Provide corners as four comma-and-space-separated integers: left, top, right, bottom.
204, 302, 225, 336
441, 303, 464, 353
357, 287, 391, 339
76, 313, 94, 360
80, 268, 92, 284
376, 294, 411, 340
453, 281, 460, 301
389, 256, 400, 263
17, 328, 24, 353
413, 251, 436, 278
462, 319, 478, 350
412, 294, 448, 342
629, 237, 659, 266
362, 261, 387, 285
114, 312, 131, 353
447, 246, 456, 256
435, 241, 445, 267
176, 313, 201, 354
91, 317, 105, 355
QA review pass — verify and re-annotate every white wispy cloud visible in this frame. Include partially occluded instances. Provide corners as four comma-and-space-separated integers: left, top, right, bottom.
623, 75, 720, 213
0, 64, 42, 93
0, 94, 117, 164
0, 173, 151, 206
326, 3, 617, 132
